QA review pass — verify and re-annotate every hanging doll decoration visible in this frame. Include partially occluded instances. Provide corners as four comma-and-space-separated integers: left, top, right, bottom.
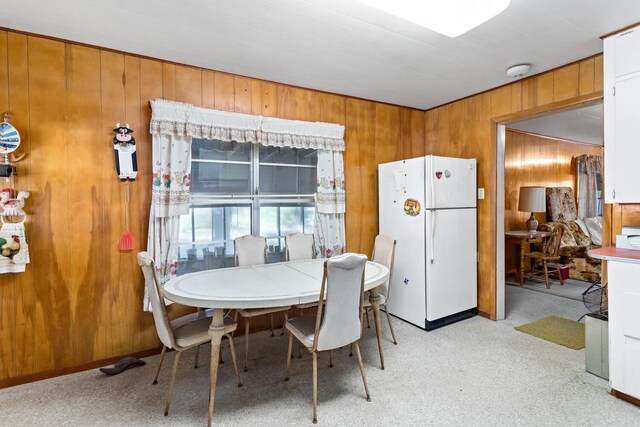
113, 123, 138, 181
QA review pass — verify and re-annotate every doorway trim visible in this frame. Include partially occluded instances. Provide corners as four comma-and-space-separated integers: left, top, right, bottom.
493, 92, 603, 321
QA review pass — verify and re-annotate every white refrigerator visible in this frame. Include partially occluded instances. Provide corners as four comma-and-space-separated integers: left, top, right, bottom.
378, 155, 477, 330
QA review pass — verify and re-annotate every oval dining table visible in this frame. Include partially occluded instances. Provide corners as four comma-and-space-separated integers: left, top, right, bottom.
163, 258, 390, 426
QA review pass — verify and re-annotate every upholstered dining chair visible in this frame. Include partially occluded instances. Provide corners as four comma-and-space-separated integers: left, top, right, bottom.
284, 253, 371, 424
524, 225, 565, 289
233, 235, 291, 371
285, 232, 315, 261
137, 252, 241, 417
285, 233, 318, 358
362, 234, 398, 344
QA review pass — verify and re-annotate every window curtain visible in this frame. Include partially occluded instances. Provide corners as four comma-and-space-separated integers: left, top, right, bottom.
576, 154, 603, 219
145, 99, 346, 309
315, 150, 346, 257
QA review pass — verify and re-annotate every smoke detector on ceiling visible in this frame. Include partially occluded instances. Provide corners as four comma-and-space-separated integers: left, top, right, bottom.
506, 64, 531, 78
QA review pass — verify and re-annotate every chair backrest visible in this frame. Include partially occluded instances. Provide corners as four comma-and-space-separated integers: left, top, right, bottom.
314, 253, 367, 352
137, 252, 175, 349
546, 187, 578, 222
543, 225, 565, 258
371, 234, 396, 300
234, 235, 267, 267
285, 233, 315, 261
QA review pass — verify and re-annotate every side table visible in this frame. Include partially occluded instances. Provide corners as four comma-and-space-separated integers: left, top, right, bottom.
505, 230, 551, 285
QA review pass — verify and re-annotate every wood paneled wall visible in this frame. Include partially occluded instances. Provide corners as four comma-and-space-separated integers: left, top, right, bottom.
0, 27, 619, 384
503, 129, 603, 273
0, 30, 425, 384
504, 130, 603, 231
424, 55, 604, 318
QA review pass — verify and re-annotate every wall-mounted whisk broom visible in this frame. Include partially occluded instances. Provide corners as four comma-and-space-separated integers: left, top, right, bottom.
118, 181, 136, 251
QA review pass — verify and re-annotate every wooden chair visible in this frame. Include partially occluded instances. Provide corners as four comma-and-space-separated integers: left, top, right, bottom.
524, 225, 565, 289
137, 252, 241, 417
284, 253, 371, 424
233, 235, 291, 371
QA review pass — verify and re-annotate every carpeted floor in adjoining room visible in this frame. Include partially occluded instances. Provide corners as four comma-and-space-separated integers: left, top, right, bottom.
506, 276, 594, 302
1, 286, 638, 426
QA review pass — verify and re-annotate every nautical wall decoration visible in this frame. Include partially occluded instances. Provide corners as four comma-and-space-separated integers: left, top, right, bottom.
0, 117, 20, 155
113, 123, 138, 181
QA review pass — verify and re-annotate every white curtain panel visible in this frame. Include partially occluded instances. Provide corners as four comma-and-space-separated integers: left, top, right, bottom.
315, 149, 346, 257
144, 212, 181, 311
576, 154, 602, 219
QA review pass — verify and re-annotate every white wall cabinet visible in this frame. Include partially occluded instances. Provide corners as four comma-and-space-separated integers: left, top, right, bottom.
607, 261, 640, 400
604, 25, 640, 203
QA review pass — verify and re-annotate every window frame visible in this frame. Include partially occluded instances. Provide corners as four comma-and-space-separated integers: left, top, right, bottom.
179, 140, 317, 270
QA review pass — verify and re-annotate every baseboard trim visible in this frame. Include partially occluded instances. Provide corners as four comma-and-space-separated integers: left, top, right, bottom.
0, 346, 164, 389
611, 388, 640, 407
476, 310, 492, 319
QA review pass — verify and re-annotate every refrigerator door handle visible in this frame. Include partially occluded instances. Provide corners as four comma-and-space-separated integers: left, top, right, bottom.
430, 210, 436, 264
430, 156, 435, 209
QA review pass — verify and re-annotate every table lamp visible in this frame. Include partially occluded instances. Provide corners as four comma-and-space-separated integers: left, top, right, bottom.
518, 186, 546, 232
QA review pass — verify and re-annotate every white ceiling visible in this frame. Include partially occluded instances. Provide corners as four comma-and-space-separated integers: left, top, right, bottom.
508, 102, 603, 145
1, 0, 639, 109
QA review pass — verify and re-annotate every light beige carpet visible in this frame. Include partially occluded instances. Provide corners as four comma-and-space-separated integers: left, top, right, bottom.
515, 315, 585, 350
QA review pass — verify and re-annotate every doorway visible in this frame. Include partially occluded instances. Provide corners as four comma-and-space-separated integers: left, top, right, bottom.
496, 100, 604, 320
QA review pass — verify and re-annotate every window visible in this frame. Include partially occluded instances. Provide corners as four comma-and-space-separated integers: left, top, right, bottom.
178, 139, 317, 274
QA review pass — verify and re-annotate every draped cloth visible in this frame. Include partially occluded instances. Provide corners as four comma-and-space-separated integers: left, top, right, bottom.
576, 154, 603, 219
314, 149, 346, 258
144, 99, 346, 309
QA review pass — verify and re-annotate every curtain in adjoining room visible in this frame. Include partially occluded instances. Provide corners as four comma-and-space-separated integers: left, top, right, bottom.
315, 149, 346, 257
576, 154, 603, 219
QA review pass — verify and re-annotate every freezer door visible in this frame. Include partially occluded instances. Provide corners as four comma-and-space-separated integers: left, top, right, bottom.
378, 158, 427, 328
425, 156, 477, 209
425, 208, 477, 322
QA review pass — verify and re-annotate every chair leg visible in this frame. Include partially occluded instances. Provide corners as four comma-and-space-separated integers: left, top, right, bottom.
244, 318, 250, 372
194, 344, 200, 369
329, 350, 333, 368
164, 351, 181, 416
281, 311, 287, 336
349, 343, 353, 357
556, 264, 564, 286
285, 333, 293, 381
385, 308, 398, 345
543, 261, 550, 289
365, 308, 371, 329
312, 351, 318, 424
353, 341, 371, 402
153, 345, 167, 385
226, 334, 242, 387
270, 313, 275, 337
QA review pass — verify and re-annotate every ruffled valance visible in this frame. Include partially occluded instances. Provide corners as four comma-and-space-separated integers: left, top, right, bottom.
150, 99, 345, 151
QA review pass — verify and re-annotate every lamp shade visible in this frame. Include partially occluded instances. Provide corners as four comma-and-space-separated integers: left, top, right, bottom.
518, 186, 546, 213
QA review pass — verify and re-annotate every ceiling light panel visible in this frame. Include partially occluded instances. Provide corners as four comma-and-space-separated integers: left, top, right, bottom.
354, 0, 511, 37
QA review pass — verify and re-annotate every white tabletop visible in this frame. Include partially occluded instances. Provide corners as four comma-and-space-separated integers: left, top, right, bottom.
163, 259, 389, 309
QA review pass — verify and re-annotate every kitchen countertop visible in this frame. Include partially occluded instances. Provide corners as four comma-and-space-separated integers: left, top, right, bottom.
588, 246, 640, 264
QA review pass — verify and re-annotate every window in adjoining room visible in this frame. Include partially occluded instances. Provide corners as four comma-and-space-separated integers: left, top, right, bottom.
178, 139, 316, 274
